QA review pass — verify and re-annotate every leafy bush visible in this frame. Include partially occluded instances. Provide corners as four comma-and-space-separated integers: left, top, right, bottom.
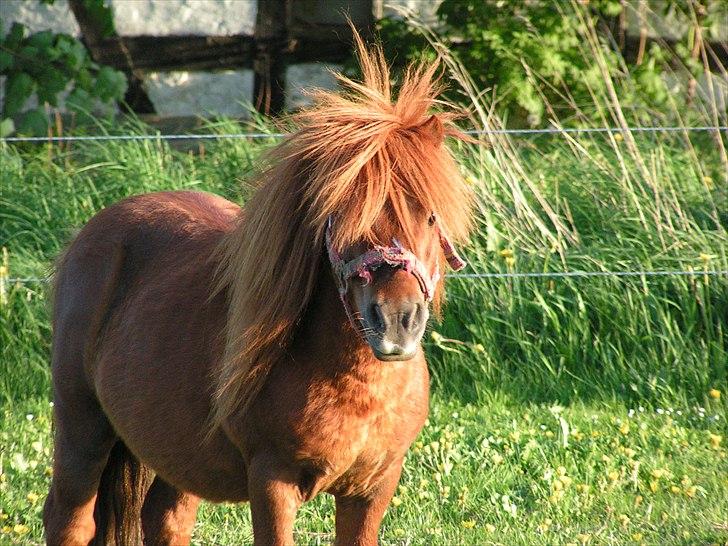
377, 0, 726, 126
0, 0, 127, 136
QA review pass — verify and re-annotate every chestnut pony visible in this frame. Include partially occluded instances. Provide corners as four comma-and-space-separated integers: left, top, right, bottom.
44, 39, 473, 546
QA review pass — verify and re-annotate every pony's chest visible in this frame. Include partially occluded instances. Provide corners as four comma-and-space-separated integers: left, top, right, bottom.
285, 363, 429, 493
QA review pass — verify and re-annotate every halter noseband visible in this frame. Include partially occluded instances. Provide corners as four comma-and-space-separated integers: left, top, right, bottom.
325, 214, 466, 331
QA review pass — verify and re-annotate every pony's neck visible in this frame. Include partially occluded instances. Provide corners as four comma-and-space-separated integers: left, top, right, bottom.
294, 254, 379, 374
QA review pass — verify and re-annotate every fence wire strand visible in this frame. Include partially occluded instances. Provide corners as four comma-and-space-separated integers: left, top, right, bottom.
5, 270, 728, 286
1, 125, 726, 143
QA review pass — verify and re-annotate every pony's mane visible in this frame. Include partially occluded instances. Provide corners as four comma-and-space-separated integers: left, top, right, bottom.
212, 34, 473, 425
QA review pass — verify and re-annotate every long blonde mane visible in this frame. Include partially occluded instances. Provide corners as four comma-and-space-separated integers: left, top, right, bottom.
213, 34, 473, 425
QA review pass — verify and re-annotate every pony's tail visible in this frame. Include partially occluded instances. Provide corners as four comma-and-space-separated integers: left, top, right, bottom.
93, 441, 154, 545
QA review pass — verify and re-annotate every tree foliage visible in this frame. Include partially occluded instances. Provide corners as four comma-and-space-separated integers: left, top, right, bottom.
0, 0, 126, 136
377, 0, 726, 126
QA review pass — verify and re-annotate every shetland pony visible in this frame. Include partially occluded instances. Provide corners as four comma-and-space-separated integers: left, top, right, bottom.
44, 36, 473, 546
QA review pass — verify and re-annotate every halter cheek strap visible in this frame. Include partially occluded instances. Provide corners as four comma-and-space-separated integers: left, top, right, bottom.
325, 214, 466, 332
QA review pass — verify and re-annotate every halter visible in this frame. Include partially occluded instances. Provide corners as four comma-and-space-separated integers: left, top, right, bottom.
325, 214, 466, 332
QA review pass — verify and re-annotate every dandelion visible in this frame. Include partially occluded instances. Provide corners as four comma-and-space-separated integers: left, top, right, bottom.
27, 492, 39, 503
618, 514, 630, 528
461, 519, 476, 529
390, 496, 402, 507
650, 468, 668, 479
499, 248, 514, 259
505, 256, 516, 268
577, 533, 592, 544
709, 389, 721, 400
670, 485, 681, 494
608, 470, 620, 482
709, 433, 722, 449
685, 485, 697, 498
632, 532, 644, 541
634, 495, 643, 506
13, 524, 29, 535
485, 523, 496, 533
619, 422, 630, 435
1, 526, 11, 534
393, 528, 406, 537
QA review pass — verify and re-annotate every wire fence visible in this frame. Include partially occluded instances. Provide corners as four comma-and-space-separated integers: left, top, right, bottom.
4, 269, 728, 286
2, 123, 726, 287
0, 125, 726, 143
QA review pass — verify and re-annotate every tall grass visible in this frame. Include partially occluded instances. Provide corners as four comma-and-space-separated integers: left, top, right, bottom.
1, 3, 727, 411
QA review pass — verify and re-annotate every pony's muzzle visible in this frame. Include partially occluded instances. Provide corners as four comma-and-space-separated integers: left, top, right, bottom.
365, 300, 427, 361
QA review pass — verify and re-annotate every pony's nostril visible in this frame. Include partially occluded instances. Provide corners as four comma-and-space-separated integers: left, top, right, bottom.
400, 302, 422, 333
370, 303, 386, 332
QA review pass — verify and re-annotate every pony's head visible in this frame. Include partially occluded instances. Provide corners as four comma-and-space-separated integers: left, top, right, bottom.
326, 193, 467, 361
214, 32, 474, 422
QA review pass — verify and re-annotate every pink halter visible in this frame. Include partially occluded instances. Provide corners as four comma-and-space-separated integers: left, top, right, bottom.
325, 214, 466, 331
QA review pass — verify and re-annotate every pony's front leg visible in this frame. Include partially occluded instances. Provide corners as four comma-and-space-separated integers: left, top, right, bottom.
333, 462, 403, 546
247, 458, 303, 546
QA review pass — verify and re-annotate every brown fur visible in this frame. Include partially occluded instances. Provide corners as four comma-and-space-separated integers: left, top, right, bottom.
44, 37, 473, 546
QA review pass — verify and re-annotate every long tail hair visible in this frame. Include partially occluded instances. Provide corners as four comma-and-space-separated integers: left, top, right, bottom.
93, 441, 154, 545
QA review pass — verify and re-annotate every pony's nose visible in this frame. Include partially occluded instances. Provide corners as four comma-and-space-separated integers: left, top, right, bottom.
369, 301, 423, 335
366, 300, 427, 361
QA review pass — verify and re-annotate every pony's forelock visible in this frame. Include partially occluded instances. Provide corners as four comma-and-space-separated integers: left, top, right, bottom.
212, 35, 473, 426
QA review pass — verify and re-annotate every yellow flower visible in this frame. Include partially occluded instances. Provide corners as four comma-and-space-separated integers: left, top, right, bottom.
577, 533, 592, 544
394, 528, 406, 537
26, 492, 39, 503
649, 480, 659, 493
13, 524, 29, 535
710, 434, 722, 449
632, 532, 644, 541
613, 132, 624, 142
634, 495, 643, 506
709, 389, 721, 399
619, 422, 630, 435
461, 519, 476, 529
485, 523, 496, 533
685, 485, 697, 498
499, 248, 514, 258
608, 470, 620, 482
670, 485, 681, 494
618, 513, 630, 527
505, 256, 516, 268
651, 468, 667, 479
390, 496, 402, 507
1, 526, 11, 534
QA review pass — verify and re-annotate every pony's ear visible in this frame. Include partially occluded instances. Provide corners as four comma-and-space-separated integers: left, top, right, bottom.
416, 115, 445, 144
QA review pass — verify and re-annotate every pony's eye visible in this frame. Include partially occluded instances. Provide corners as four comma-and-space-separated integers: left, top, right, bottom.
428, 213, 436, 227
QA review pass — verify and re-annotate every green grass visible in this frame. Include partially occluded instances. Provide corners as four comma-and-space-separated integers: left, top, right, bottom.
1, 111, 727, 544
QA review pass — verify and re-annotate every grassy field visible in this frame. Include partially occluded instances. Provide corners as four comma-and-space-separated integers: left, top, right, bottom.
1, 98, 728, 546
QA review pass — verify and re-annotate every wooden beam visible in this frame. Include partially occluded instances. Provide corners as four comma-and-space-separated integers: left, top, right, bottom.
254, 0, 289, 116
67, 0, 155, 113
